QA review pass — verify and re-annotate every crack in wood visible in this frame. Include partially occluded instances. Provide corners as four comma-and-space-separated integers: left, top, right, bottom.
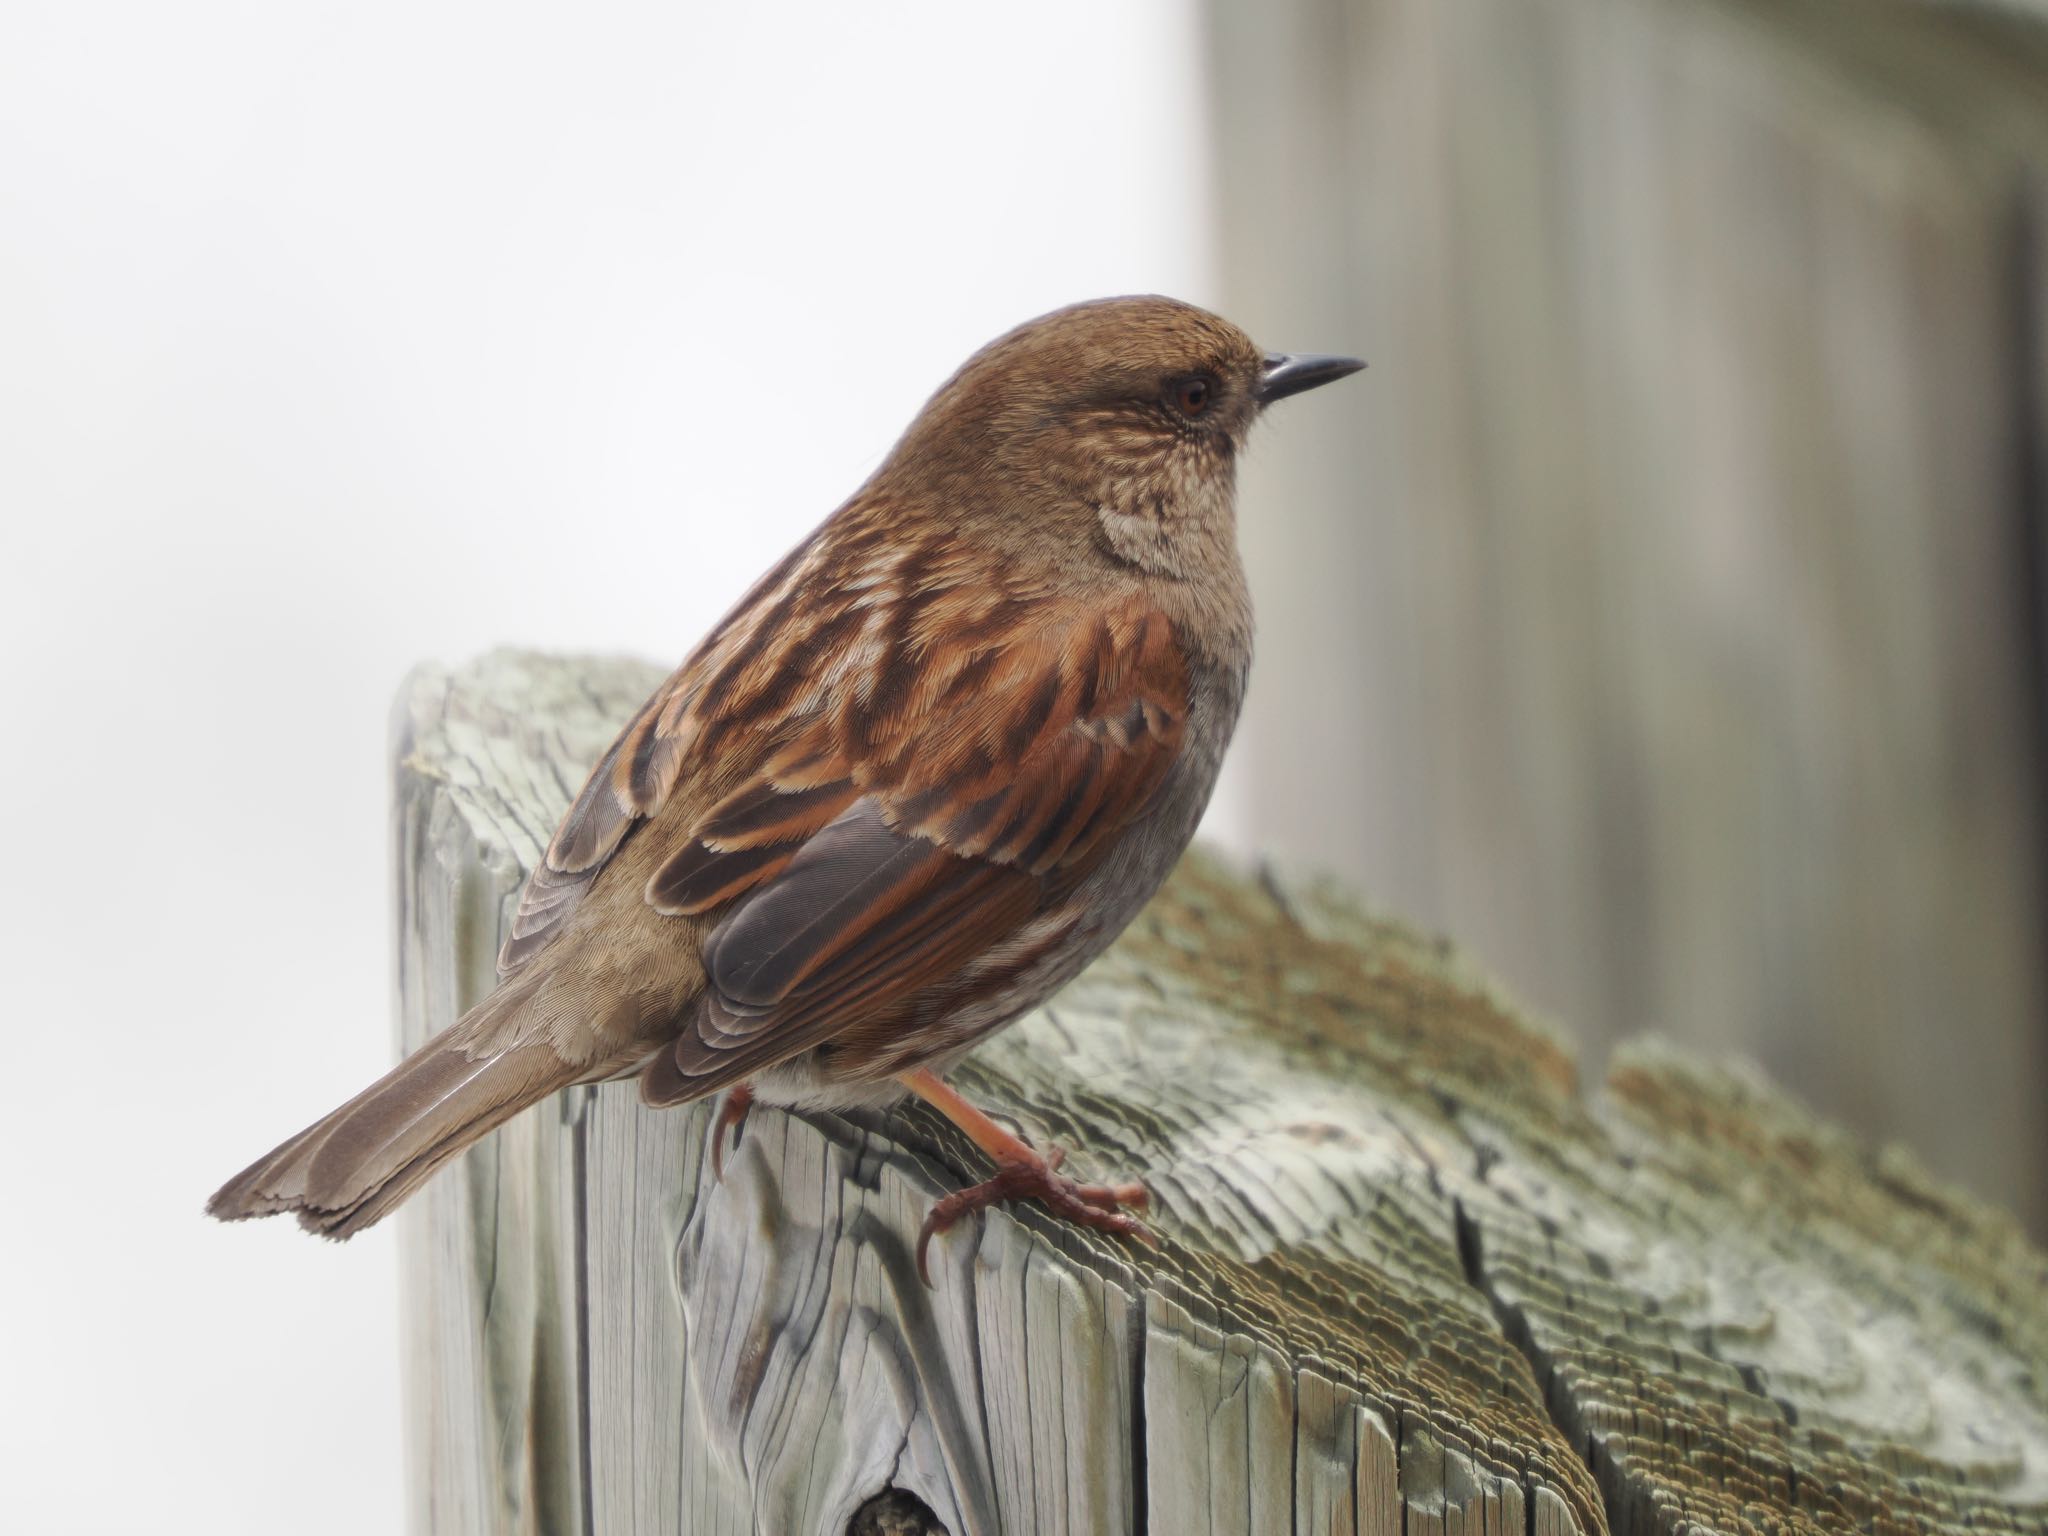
393, 652, 2048, 1536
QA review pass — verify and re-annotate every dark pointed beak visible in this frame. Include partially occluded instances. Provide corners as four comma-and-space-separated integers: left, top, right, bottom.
1256, 352, 1365, 406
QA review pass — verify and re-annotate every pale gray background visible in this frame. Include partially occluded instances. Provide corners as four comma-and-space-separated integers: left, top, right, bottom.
0, 6, 1219, 1532
7, 1, 2046, 1532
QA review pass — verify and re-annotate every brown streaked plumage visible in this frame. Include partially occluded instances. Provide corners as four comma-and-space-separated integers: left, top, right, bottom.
209, 296, 1362, 1266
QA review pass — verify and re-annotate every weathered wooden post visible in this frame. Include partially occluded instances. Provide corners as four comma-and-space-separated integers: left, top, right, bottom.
393, 650, 2048, 1536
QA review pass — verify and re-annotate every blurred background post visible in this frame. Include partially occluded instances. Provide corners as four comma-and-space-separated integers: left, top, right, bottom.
8, 3, 2048, 1531
1206, 0, 2048, 1238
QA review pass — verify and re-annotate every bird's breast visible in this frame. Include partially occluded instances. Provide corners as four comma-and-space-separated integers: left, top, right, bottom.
1073, 648, 1247, 940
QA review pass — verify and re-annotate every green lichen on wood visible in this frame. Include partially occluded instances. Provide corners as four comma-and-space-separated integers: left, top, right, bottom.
397, 650, 2048, 1536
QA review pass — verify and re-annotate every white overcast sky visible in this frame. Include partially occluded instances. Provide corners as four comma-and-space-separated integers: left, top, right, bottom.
0, 5, 1217, 1531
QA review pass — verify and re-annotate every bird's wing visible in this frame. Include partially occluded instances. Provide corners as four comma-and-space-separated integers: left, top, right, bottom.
496, 537, 820, 974
636, 589, 1190, 1104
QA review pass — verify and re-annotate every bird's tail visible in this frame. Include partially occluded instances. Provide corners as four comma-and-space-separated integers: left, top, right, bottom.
207, 985, 586, 1241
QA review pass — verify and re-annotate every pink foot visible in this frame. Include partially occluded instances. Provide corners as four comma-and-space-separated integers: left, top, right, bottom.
915, 1142, 1151, 1286
710, 1085, 754, 1182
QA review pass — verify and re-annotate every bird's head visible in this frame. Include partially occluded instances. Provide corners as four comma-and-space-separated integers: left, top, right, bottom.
878, 296, 1362, 577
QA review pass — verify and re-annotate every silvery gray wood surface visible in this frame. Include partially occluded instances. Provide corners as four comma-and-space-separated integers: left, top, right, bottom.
1204, 0, 2048, 1239
394, 650, 2048, 1536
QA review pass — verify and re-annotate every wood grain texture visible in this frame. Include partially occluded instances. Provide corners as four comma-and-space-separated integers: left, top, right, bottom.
1204, 0, 2048, 1240
394, 650, 2048, 1536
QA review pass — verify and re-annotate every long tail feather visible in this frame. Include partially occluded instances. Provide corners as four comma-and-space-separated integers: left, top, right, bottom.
207, 990, 585, 1240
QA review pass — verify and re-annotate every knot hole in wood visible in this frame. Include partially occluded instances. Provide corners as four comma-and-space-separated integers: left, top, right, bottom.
847, 1487, 949, 1535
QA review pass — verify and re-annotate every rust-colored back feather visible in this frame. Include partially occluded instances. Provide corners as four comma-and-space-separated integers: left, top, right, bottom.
212, 294, 1283, 1240
625, 570, 1190, 1106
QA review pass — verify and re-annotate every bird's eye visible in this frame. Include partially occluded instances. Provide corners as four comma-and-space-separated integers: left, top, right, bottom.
1169, 374, 1215, 418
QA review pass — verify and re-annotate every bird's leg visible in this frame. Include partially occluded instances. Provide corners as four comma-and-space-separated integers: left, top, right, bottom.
709, 1083, 754, 1182
896, 1067, 1151, 1285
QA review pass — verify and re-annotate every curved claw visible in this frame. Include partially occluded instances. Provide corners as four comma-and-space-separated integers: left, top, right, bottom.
914, 1142, 1153, 1287
710, 1085, 754, 1183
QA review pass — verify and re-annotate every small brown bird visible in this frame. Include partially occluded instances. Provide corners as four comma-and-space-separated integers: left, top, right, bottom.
209, 296, 1361, 1277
